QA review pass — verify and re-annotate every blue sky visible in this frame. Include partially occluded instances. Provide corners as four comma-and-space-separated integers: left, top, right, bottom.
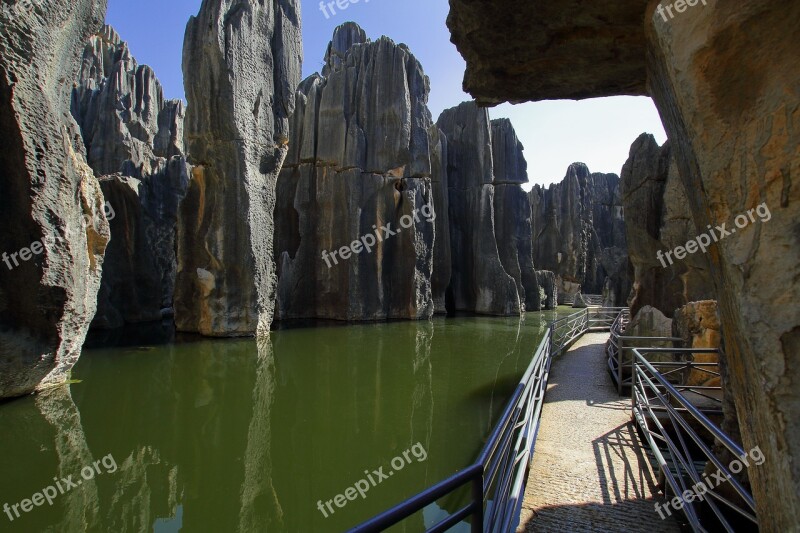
107, 0, 667, 187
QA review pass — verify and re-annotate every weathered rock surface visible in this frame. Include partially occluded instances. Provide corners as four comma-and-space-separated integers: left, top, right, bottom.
176, 0, 303, 336
673, 301, 721, 386
72, 26, 191, 329
572, 293, 589, 309
0, 0, 109, 399
529, 164, 628, 305
447, 0, 800, 525
447, 1, 648, 104
536, 270, 557, 311
437, 102, 520, 315
275, 25, 439, 321
621, 134, 713, 319
491, 119, 541, 311
72, 25, 185, 178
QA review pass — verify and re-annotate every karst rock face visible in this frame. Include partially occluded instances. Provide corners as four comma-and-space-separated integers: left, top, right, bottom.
448, 0, 800, 525
72, 25, 191, 329
529, 164, 628, 305
274, 23, 440, 321
437, 101, 521, 316
176, 0, 303, 336
621, 134, 713, 319
0, 0, 110, 399
490, 119, 541, 311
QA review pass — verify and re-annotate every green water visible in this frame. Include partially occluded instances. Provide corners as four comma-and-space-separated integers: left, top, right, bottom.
0, 310, 569, 532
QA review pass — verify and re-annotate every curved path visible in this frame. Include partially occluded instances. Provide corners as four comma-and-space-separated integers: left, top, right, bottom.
516, 333, 682, 532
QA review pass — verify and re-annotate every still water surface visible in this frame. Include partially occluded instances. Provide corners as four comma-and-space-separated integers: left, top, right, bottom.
0, 310, 570, 532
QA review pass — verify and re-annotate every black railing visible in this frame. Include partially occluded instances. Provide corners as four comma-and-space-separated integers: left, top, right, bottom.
350, 307, 623, 533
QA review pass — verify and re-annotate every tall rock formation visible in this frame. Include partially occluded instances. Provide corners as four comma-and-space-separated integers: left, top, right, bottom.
437, 101, 521, 316
0, 0, 109, 399
491, 119, 541, 311
447, 0, 800, 526
274, 23, 441, 321
529, 164, 628, 304
621, 134, 713, 319
176, 0, 303, 336
72, 26, 190, 329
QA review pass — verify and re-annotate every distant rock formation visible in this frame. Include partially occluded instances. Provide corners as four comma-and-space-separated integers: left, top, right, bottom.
274, 23, 439, 321
72, 26, 190, 329
620, 134, 713, 319
176, 0, 303, 336
437, 102, 521, 316
529, 163, 628, 305
0, 0, 109, 399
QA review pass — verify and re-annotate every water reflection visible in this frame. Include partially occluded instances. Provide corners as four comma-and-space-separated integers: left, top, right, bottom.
0, 313, 561, 532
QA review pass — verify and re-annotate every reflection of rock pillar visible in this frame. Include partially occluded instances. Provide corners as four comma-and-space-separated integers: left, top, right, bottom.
35, 387, 99, 530
410, 323, 434, 484
239, 337, 283, 531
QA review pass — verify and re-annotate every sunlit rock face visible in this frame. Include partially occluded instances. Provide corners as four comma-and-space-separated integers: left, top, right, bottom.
529, 164, 628, 305
447, 0, 800, 526
72, 25, 190, 329
274, 23, 440, 321
437, 102, 521, 316
176, 0, 303, 336
0, 0, 109, 399
621, 134, 713, 319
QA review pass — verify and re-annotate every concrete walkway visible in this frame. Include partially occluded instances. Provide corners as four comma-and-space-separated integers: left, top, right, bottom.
517, 333, 681, 532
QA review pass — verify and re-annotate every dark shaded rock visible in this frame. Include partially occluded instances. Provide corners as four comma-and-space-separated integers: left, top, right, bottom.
93, 159, 190, 329
429, 125, 452, 314
437, 101, 520, 316
275, 25, 438, 321
322, 21, 367, 77
447, 1, 648, 104
621, 134, 713, 319
529, 163, 628, 304
72, 26, 191, 329
491, 119, 540, 311
536, 270, 557, 310
446, 0, 800, 525
176, 0, 303, 336
0, 0, 109, 399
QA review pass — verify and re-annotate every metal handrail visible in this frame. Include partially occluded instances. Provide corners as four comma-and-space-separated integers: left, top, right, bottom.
631, 347, 758, 532
605, 309, 687, 395
350, 307, 625, 533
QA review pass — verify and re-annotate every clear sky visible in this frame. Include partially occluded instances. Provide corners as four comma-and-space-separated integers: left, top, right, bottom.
106, 0, 667, 188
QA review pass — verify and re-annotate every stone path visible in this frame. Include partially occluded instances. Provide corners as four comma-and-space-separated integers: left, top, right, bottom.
517, 333, 682, 532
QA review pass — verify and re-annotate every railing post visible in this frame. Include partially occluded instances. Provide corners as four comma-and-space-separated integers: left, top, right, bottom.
472, 473, 484, 533
618, 337, 624, 396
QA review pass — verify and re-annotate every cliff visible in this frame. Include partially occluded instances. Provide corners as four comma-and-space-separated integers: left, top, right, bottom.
529, 163, 628, 305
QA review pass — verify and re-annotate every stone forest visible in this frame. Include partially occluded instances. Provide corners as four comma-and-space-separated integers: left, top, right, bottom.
0, 0, 797, 532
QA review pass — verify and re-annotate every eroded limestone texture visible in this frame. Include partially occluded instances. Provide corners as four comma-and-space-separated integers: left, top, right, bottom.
0, 0, 109, 399
176, 0, 303, 336
437, 102, 521, 316
275, 23, 438, 321
72, 25, 190, 329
